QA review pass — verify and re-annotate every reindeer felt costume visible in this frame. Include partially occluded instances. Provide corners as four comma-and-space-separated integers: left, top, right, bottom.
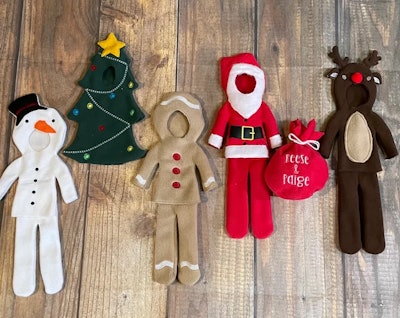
208, 53, 282, 239
135, 93, 216, 285
320, 47, 398, 254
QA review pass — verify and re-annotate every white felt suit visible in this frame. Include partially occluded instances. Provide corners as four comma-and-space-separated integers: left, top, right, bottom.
0, 100, 78, 297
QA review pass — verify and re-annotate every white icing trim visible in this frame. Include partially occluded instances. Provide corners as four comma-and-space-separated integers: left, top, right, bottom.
225, 145, 268, 158
135, 174, 146, 186
160, 95, 200, 109
203, 177, 215, 188
226, 63, 265, 119
155, 260, 174, 270
208, 133, 223, 149
269, 134, 282, 148
180, 261, 199, 271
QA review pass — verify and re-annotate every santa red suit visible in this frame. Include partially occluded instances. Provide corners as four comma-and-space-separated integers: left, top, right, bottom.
208, 53, 282, 239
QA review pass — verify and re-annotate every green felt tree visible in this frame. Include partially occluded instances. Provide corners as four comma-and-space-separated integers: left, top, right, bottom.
64, 33, 147, 164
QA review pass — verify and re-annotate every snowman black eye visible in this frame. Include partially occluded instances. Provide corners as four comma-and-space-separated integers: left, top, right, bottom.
52, 119, 55, 122
25, 119, 29, 123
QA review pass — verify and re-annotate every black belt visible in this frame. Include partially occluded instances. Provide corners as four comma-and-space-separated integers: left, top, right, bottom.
229, 125, 264, 140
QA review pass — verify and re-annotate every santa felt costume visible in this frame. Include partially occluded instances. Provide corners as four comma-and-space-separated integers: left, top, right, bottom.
0, 94, 78, 296
208, 53, 282, 239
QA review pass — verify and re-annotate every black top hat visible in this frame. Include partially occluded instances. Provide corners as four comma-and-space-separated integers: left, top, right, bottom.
9, 93, 47, 125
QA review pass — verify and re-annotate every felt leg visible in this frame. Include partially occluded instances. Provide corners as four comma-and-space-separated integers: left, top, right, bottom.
154, 205, 177, 285
338, 172, 362, 254
176, 204, 200, 285
250, 159, 273, 239
359, 173, 385, 254
226, 158, 249, 238
39, 216, 64, 294
13, 218, 38, 297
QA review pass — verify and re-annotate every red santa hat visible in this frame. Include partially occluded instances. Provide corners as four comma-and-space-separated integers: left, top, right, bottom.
220, 53, 263, 93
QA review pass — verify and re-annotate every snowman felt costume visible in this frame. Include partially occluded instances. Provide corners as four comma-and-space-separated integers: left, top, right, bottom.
0, 94, 78, 296
135, 92, 216, 285
208, 53, 282, 239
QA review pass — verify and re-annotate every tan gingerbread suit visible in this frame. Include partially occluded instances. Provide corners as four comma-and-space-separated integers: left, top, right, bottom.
135, 92, 216, 285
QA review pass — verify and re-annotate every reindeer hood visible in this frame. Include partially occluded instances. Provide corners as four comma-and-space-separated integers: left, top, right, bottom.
220, 53, 265, 119
327, 46, 382, 112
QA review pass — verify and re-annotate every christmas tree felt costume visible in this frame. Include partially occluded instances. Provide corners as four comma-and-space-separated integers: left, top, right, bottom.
0, 94, 78, 296
320, 46, 398, 254
64, 32, 146, 164
134, 92, 217, 285
208, 53, 282, 239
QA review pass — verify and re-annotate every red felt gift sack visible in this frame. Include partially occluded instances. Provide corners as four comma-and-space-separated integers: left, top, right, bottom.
265, 119, 328, 200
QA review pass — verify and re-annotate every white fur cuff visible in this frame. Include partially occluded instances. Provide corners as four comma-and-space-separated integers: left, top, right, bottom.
269, 134, 282, 148
208, 134, 223, 149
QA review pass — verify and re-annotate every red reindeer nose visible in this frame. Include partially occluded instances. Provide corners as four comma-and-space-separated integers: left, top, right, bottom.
351, 72, 363, 84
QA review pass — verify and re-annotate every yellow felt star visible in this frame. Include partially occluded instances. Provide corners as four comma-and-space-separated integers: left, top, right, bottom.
97, 33, 126, 58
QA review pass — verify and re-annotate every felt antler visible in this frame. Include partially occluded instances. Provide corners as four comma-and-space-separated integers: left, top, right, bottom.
363, 50, 381, 68
328, 46, 349, 68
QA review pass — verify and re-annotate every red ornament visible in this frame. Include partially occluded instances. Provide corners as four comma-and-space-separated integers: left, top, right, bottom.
98, 125, 105, 131
90, 65, 97, 71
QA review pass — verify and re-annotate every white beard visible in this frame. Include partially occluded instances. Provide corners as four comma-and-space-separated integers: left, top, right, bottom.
226, 63, 265, 119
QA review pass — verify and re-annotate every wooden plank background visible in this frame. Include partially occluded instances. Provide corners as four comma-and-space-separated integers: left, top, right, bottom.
0, 0, 399, 317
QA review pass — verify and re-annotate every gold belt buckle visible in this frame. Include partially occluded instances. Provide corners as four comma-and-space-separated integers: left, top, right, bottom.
241, 126, 255, 141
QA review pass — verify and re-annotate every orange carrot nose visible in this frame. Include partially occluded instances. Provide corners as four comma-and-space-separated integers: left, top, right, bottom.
34, 120, 56, 133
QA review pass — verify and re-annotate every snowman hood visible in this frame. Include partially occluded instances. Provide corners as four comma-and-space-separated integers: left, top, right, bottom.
220, 53, 265, 119
153, 92, 204, 141
9, 94, 67, 155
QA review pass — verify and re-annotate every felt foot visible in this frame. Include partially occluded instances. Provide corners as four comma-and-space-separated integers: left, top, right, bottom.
154, 266, 176, 285
363, 241, 385, 254
178, 265, 200, 286
13, 283, 36, 297
44, 280, 64, 295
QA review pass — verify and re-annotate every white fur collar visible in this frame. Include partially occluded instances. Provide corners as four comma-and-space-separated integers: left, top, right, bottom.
226, 63, 265, 119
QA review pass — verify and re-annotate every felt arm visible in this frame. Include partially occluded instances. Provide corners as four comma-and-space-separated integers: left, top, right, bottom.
194, 146, 217, 191
208, 103, 230, 149
373, 113, 398, 159
319, 114, 341, 158
0, 159, 21, 200
134, 145, 159, 189
262, 103, 282, 148
56, 160, 78, 204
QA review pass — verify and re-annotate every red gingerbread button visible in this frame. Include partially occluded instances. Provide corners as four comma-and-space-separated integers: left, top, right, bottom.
173, 153, 181, 161
172, 182, 181, 188
172, 167, 180, 174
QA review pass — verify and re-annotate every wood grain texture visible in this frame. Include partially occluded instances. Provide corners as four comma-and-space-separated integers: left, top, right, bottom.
168, 0, 256, 317
338, 1, 400, 317
0, 0, 98, 317
77, 0, 177, 317
0, 0, 23, 314
0, 1, 399, 317
256, 1, 344, 317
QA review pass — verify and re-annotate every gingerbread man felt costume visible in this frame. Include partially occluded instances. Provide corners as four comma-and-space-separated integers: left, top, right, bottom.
135, 92, 216, 285
0, 94, 78, 296
320, 47, 398, 254
208, 53, 282, 239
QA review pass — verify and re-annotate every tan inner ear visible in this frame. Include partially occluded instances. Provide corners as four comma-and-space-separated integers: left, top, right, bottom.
168, 111, 189, 138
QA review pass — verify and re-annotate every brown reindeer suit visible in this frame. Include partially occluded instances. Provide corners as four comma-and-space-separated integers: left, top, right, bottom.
320, 46, 398, 254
